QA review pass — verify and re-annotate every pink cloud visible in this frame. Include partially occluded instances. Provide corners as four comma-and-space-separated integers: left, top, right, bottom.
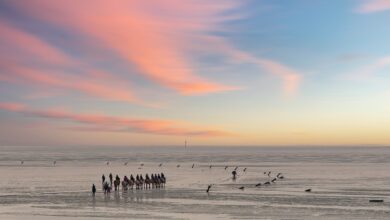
0, 102, 232, 137
4, 0, 301, 95
0, 63, 138, 103
0, 20, 71, 66
197, 36, 301, 95
0, 20, 142, 103
356, 0, 390, 13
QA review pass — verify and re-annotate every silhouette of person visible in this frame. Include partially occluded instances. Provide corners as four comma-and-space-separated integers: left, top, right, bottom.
109, 173, 113, 185
92, 184, 96, 196
232, 170, 237, 180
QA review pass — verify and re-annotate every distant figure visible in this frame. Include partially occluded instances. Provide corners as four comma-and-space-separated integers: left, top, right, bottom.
102, 174, 106, 184
234, 166, 238, 171
271, 178, 277, 183
206, 184, 212, 193
238, 186, 244, 190
106, 161, 109, 166
255, 183, 262, 187
124, 162, 128, 165
159, 163, 163, 167
305, 189, 312, 192
224, 166, 228, 170
264, 181, 270, 185
209, 165, 212, 169
109, 173, 113, 186
53, 161, 56, 166
243, 168, 247, 172
92, 184, 96, 196
192, 164, 195, 168
177, 164, 180, 168
267, 171, 271, 177
369, 199, 384, 203
140, 163, 144, 167
114, 175, 120, 191
232, 170, 237, 180
21, 160, 24, 165
103, 182, 111, 194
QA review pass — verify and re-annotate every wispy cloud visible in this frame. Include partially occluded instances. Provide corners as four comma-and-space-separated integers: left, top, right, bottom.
343, 56, 390, 80
3, 0, 301, 96
356, 0, 390, 13
0, 20, 141, 103
0, 102, 232, 137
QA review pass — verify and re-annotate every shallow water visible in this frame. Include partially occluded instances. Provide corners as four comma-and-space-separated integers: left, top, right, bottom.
0, 146, 389, 219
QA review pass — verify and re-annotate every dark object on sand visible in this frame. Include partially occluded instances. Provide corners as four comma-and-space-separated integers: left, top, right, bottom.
92, 184, 96, 195
264, 181, 270, 185
305, 189, 312, 192
232, 170, 237, 180
206, 184, 212, 193
238, 186, 244, 190
255, 183, 262, 187
177, 164, 180, 168
159, 163, 163, 167
224, 166, 228, 170
192, 164, 194, 168
369, 199, 384, 203
271, 178, 277, 183
243, 168, 247, 172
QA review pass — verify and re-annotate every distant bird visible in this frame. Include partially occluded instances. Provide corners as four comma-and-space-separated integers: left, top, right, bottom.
277, 173, 284, 179
21, 160, 24, 165
192, 164, 195, 168
271, 178, 277, 183
206, 184, 212, 193
255, 183, 262, 187
305, 189, 312, 192
106, 161, 110, 166
238, 186, 245, 190
243, 168, 247, 172
159, 163, 163, 167
53, 161, 56, 166
124, 162, 128, 165
264, 181, 270, 185
177, 164, 180, 168
224, 166, 228, 170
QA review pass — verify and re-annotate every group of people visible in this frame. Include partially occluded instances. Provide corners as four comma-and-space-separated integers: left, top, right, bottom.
95, 173, 166, 194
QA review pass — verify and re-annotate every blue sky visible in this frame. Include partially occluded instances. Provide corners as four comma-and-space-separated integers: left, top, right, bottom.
0, 0, 390, 146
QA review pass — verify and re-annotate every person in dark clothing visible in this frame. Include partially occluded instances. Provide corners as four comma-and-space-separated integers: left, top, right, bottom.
109, 173, 113, 186
92, 184, 96, 196
102, 174, 105, 184
232, 170, 237, 180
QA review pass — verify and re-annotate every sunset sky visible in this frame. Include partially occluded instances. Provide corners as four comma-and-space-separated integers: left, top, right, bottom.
1, 0, 390, 147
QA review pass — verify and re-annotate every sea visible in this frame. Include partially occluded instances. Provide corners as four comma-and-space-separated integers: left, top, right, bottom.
0, 146, 389, 219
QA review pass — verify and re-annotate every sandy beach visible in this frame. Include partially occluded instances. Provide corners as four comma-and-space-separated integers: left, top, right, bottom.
0, 146, 389, 219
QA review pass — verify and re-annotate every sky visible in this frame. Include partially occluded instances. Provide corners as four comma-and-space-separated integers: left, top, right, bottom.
0, 0, 390, 147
